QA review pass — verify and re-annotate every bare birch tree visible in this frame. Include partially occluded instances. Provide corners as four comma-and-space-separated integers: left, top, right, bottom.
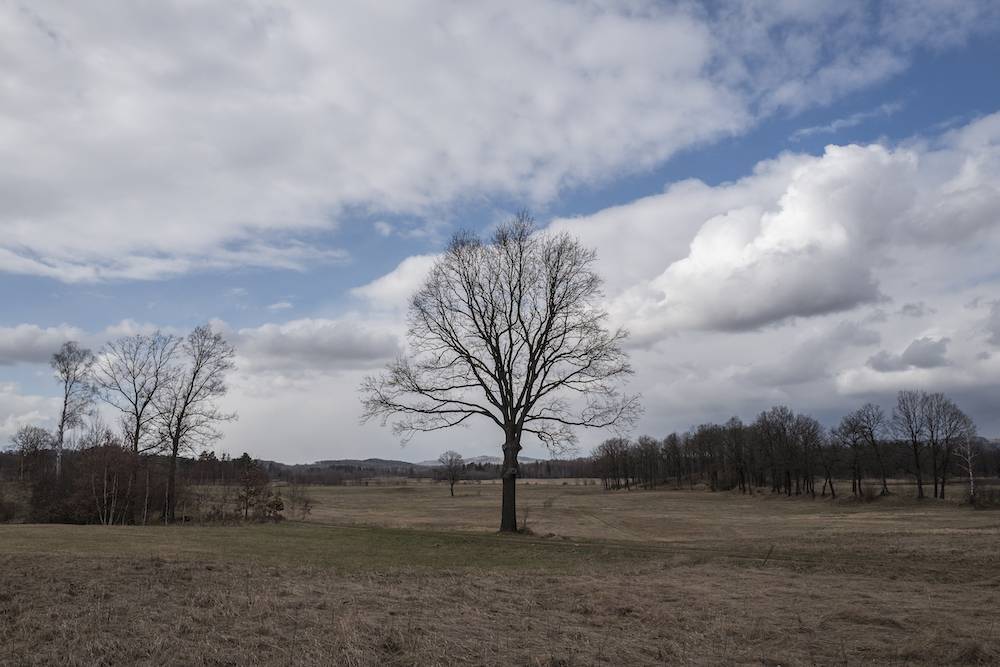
51, 341, 96, 478
157, 325, 236, 523
955, 431, 981, 504
362, 213, 639, 532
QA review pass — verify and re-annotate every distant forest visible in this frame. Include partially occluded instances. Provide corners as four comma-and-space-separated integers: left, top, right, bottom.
4, 390, 999, 526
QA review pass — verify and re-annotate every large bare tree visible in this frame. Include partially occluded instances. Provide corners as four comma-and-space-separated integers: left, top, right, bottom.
51, 341, 96, 478
93, 332, 179, 522
362, 213, 639, 531
157, 325, 236, 523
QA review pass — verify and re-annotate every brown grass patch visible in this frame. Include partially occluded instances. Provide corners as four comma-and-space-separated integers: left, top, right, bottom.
3, 485, 1000, 665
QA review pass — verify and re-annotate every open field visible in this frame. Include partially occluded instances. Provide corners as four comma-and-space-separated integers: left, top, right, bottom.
2, 484, 1000, 665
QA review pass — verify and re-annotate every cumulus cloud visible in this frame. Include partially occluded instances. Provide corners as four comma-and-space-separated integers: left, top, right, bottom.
0, 383, 59, 441
547, 112, 1000, 340
0, 324, 84, 365
867, 337, 951, 372
351, 255, 438, 312
1, 2, 997, 282
741, 321, 880, 386
234, 318, 400, 375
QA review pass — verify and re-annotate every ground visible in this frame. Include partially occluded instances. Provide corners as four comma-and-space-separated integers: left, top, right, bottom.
1, 481, 999, 665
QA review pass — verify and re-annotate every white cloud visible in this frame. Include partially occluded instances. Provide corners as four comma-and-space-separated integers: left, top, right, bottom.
2, 2, 996, 282
0, 382, 59, 442
266, 301, 294, 312
0, 324, 84, 365
234, 318, 400, 375
549, 113, 1000, 342
791, 101, 903, 141
351, 254, 438, 312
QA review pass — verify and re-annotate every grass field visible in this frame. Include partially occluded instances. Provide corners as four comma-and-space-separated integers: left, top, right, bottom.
2, 482, 999, 665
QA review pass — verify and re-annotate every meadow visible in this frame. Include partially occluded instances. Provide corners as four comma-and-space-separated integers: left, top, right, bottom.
2, 481, 999, 665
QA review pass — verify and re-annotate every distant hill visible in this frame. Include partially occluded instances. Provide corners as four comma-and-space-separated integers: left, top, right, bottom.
262, 458, 430, 472
416, 454, 541, 467
259, 455, 547, 470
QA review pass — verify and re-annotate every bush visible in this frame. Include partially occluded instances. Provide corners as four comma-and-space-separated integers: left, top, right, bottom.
862, 484, 880, 503
0, 485, 18, 523
970, 486, 1000, 508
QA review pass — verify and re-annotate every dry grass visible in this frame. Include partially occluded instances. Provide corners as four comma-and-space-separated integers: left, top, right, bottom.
2, 484, 1000, 665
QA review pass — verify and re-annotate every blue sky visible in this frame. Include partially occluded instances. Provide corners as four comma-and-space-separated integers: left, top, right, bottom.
2, 2, 1000, 463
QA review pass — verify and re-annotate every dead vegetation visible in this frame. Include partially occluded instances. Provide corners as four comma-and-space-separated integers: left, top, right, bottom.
2, 487, 999, 665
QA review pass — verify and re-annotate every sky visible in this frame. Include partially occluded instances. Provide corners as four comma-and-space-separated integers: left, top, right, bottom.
2, 1, 1000, 464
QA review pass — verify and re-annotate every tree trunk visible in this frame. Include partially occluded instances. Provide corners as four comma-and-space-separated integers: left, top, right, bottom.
911, 441, 925, 499
142, 466, 150, 526
55, 400, 68, 480
931, 449, 940, 498
166, 437, 180, 523
871, 441, 890, 495
450, 481, 455, 498
499, 431, 520, 532
940, 448, 952, 500
126, 425, 142, 524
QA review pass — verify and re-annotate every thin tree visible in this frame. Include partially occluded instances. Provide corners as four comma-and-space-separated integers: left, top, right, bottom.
362, 213, 639, 532
816, 429, 840, 499
893, 390, 928, 499
955, 431, 981, 504
51, 341, 96, 478
157, 325, 236, 523
93, 332, 179, 522
438, 450, 465, 497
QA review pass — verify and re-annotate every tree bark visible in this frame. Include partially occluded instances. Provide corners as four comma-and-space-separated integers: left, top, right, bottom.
500, 431, 520, 532
166, 437, 180, 523
911, 441, 925, 499
931, 450, 940, 499
939, 448, 952, 500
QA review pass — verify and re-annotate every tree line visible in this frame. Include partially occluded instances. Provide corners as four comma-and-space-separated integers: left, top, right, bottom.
592, 391, 997, 504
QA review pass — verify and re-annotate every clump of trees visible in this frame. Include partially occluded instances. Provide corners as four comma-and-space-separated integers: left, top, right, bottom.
0, 325, 263, 525
592, 390, 994, 504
